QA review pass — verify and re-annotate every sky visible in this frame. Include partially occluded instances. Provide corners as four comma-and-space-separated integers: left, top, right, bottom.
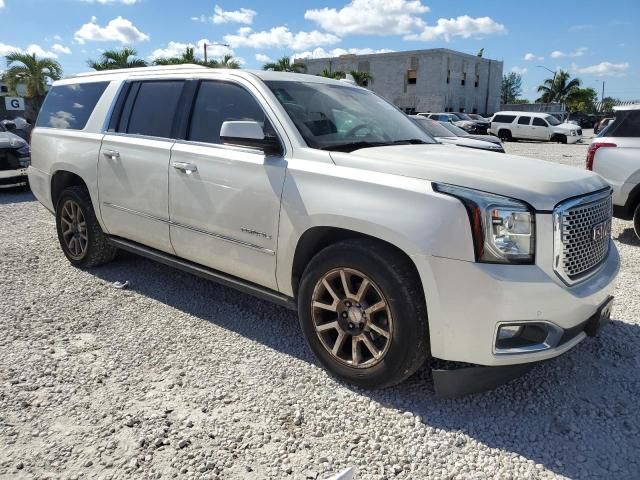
1, 0, 638, 101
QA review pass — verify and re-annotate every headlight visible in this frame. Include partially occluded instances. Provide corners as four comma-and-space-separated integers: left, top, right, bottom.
17, 144, 30, 156
433, 183, 535, 264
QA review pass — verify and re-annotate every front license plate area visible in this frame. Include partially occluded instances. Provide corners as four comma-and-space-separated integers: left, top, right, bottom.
585, 296, 613, 337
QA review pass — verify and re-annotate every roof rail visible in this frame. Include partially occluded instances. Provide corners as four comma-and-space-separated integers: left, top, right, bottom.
72, 64, 208, 78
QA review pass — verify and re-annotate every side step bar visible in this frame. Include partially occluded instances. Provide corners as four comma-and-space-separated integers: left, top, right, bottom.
107, 236, 297, 311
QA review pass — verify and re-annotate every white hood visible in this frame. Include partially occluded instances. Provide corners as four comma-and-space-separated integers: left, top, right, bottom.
437, 136, 502, 151
329, 144, 608, 210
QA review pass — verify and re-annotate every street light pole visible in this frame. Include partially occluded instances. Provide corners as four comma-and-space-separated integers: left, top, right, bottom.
203, 42, 230, 63
537, 65, 558, 104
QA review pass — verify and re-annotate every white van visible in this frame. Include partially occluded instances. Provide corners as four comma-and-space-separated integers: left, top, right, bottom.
489, 111, 582, 144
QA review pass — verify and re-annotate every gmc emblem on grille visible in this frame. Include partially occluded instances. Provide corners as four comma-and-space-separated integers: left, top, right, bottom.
592, 220, 611, 241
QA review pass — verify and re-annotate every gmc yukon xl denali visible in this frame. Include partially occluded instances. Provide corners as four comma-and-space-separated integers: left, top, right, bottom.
29, 66, 619, 395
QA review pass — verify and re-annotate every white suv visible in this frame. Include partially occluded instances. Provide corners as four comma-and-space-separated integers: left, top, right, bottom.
29, 66, 618, 395
588, 105, 640, 237
489, 111, 582, 144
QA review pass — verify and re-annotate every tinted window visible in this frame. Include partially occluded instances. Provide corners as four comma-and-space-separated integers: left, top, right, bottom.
604, 110, 640, 138
121, 81, 184, 138
36, 82, 108, 130
493, 115, 516, 123
517, 116, 531, 125
189, 81, 267, 144
532, 117, 547, 127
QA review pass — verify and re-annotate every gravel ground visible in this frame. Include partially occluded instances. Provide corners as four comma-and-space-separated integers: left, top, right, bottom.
1, 135, 639, 479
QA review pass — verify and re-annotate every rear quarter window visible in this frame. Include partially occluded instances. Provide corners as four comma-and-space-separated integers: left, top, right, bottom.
603, 110, 640, 138
36, 82, 109, 130
492, 115, 516, 124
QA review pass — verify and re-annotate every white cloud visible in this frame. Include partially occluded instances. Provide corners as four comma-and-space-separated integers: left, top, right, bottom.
52, 35, 63, 41
0, 43, 18, 56
511, 66, 528, 75
74, 16, 150, 44
212, 5, 256, 25
550, 47, 587, 58
79, 0, 139, 4
255, 53, 273, 63
304, 0, 428, 36
150, 39, 233, 60
573, 61, 629, 77
0, 0, 5, 9
52, 44, 72, 55
293, 47, 395, 60
406, 15, 506, 42
224, 26, 340, 51
523, 52, 543, 61
0, 43, 60, 58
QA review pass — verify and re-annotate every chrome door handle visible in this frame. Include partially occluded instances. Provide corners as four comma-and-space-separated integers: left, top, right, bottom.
172, 161, 198, 174
102, 149, 120, 160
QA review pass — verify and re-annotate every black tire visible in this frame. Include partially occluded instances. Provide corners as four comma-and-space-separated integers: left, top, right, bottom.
55, 186, 117, 268
554, 134, 567, 144
498, 129, 512, 142
297, 239, 430, 388
633, 203, 640, 241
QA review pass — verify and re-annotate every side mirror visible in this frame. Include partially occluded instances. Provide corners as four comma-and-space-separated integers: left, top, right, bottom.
220, 121, 282, 155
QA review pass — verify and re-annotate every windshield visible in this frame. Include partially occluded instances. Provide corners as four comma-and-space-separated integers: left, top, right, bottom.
545, 115, 561, 126
266, 81, 436, 152
439, 121, 468, 136
412, 117, 454, 137
456, 113, 473, 121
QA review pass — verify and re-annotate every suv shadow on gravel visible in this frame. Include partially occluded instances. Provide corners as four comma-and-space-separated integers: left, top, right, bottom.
0, 187, 34, 205
88, 254, 640, 480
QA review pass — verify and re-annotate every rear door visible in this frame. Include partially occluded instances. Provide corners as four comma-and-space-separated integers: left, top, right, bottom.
168, 79, 287, 289
515, 116, 532, 139
99, 80, 185, 253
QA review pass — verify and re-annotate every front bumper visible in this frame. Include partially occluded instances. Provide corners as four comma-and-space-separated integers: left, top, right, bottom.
566, 134, 582, 144
414, 240, 619, 367
0, 167, 29, 186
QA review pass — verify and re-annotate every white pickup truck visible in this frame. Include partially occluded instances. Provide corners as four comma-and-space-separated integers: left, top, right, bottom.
28, 65, 619, 395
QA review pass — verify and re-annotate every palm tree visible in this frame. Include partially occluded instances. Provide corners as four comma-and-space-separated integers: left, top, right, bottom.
215, 54, 241, 69
88, 47, 147, 71
153, 46, 199, 66
349, 70, 373, 87
319, 68, 344, 79
536, 70, 581, 104
4, 51, 63, 120
262, 56, 307, 73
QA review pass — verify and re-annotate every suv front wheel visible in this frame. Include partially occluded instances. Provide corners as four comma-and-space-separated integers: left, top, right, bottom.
55, 186, 118, 267
297, 239, 429, 388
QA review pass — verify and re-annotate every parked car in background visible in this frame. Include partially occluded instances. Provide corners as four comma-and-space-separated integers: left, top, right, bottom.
1, 117, 33, 144
489, 111, 582, 144
29, 66, 618, 395
594, 117, 614, 135
419, 112, 477, 133
467, 113, 491, 133
588, 105, 640, 238
0, 121, 31, 188
410, 116, 504, 153
436, 121, 504, 148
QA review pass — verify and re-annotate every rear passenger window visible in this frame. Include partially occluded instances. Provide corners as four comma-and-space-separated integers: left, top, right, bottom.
605, 110, 640, 137
188, 81, 268, 145
532, 117, 548, 127
36, 82, 108, 130
493, 115, 516, 123
119, 81, 184, 138
517, 116, 531, 125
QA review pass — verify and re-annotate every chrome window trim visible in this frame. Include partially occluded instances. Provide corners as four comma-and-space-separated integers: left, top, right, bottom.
173, 139, 268, 157
102, 202, 274, 255
552, 188, 612, 286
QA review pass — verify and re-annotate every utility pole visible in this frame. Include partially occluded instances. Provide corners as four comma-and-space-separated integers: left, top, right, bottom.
203, 42, 230, 63
601, 80, 606, 102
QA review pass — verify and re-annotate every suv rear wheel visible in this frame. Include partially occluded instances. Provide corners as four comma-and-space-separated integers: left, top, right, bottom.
297, 239, 429, 388
55, 186, 118, 267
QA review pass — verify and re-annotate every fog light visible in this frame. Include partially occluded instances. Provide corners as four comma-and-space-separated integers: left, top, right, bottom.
498, 325, 522, 340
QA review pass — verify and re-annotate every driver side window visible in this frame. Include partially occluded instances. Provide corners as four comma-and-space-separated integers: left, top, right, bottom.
532, 117, 547, 127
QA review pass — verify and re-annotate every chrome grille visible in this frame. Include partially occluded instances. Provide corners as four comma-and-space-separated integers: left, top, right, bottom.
553, 190, 612, 284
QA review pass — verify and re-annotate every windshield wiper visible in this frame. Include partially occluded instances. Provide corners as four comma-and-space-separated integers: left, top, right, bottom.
319, 141, 392, 153
391, 139, 431, 145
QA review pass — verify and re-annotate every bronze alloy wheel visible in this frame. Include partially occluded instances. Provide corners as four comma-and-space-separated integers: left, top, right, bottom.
59, 199, 88, 260
311, 268, 393, 368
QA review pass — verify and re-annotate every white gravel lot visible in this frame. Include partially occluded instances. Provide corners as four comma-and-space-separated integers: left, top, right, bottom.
1, 133, 639, 479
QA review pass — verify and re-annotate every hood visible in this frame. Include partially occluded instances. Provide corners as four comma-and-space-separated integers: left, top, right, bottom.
0, 131, 27, 148
556, 122, 580, 132
329, 144, 608, 210
464, 134, 502, 145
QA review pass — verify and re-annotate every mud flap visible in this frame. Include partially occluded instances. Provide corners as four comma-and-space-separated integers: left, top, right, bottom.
432, 362, 535, 398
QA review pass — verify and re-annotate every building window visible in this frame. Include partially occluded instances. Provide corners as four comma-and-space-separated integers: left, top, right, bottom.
0, 85, 7, 93
446, 70, 451, 84
407, 69, 417, 85
475, 74, 480, 88
472, 107, 478, 114
459, 107, 465, 113
461, 73, 466, 86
